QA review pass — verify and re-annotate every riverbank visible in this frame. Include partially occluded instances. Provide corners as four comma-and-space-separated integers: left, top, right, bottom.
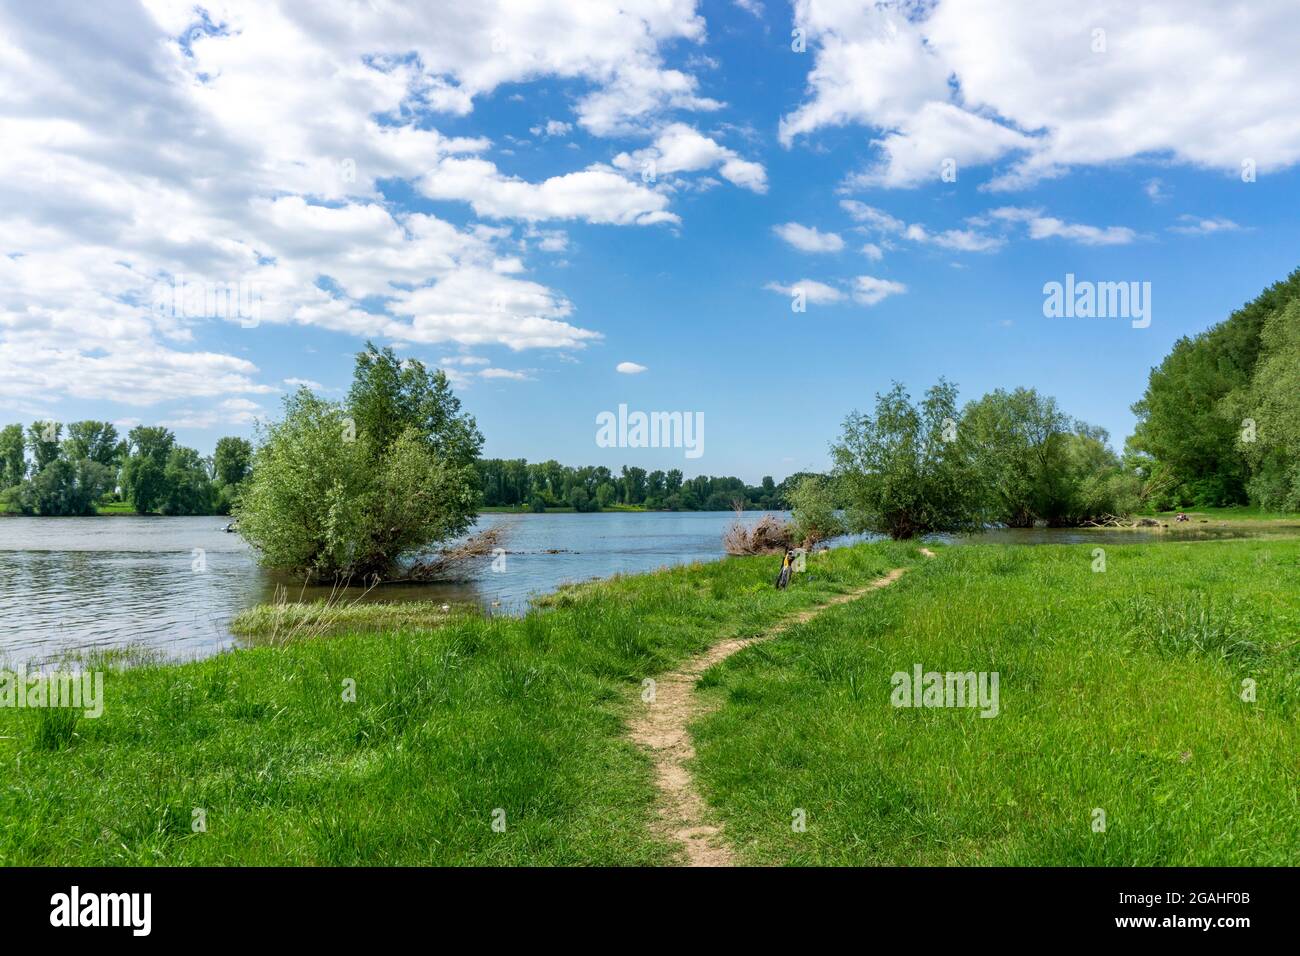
2, 537, 1296, 865
0, 541, 915, 864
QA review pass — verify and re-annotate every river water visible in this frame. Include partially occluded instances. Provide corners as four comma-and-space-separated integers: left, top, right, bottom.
0, 512, 1292, 666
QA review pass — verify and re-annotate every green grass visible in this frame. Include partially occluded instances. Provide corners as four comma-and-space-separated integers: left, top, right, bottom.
0, 542, 913, 865
229, 599, 474, 641
690, 538, 1300, 865
5, 537, 1296, 866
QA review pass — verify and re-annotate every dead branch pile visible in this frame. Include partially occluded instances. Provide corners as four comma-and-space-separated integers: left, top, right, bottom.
1080, 514, 1163, 529
406, 525, 506, 580
723, 504, 794, 556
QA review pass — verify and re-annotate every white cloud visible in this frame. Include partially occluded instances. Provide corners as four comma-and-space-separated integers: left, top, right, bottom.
283, 377, 325, 390
531, 119, 573, 138
479, 367, 530, 381
763, 280, 846, 305
158, 398, 263, 430
616, 361, 648, 374
1168, 215, 1242, 236
842, 200, 1003, 253
0, 0, 724, 410
783, 0, 1300, 189
989, 207, 1137, 245
419, 159, 677, 225
773, 222, 844, 253
851, 276, 907, 306
860, 242, 884, 261
613, 123, 767, 193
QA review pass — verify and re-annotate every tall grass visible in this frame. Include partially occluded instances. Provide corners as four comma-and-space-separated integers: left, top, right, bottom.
691, 539, 1300, 865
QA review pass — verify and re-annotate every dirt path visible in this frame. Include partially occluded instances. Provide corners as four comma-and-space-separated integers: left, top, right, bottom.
628, 565, 911, 867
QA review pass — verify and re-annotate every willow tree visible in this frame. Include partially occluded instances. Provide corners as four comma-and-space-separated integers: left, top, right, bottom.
831, 380, 984, 540
237, 343, 482, 580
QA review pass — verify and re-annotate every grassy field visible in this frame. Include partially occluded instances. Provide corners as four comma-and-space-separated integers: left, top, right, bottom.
0, 542, 911, 865
691, 538, 1300, 865
2, 536, 1296, 866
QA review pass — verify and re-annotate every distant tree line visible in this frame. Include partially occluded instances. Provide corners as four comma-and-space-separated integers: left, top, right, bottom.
0, 421, 251, 516
474, 459, 812, 512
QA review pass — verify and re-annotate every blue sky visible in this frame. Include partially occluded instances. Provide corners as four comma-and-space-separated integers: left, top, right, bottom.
3, 0, 1299, 482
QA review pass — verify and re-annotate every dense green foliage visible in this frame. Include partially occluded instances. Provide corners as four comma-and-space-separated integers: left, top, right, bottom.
833, 380, 985, 539
1, 420, 119, 516
1130, 267, 1300, 508
0, 419, 247, 517
693, 539, 1300, 865
212, 436, 253, 513
788, 473, 844, 544
236, 344, 482, 580
476, 458, 804, 511
833, 381, 1165, 538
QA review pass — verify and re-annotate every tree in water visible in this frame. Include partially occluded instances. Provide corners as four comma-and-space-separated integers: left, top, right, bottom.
237, 342, 483, 581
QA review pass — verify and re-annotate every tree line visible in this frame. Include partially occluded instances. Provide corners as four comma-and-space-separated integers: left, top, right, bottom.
475, 458, 812, 512
0, 422, 251, 516
822, 379, 1149, 540
828, 266, 1300, 540
1127, 267, 1300, 510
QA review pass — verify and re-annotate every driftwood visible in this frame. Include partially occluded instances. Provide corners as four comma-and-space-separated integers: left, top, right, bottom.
722, 503, 794, 556
404, 525, 506, 580
1079, 514, 1164, 529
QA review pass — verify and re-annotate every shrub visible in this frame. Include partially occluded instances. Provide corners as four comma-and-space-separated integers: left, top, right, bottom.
788, 474, 844, 545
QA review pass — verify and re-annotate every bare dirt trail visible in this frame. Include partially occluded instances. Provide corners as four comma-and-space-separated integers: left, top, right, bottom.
627, 564, 913, 867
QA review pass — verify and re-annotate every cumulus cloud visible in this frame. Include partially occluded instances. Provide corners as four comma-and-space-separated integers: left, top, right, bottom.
0, 0, 727, 410
773, 222, 844, 253
851, 276, 907, 306
419, 158, 677, 225
283, 377, 325, 390
613, 123, 767, 193
616, 361, 648, 374
783, 0, 1300, 189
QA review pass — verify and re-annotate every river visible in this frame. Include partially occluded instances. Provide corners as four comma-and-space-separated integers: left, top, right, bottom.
0, 511, 1292, 667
